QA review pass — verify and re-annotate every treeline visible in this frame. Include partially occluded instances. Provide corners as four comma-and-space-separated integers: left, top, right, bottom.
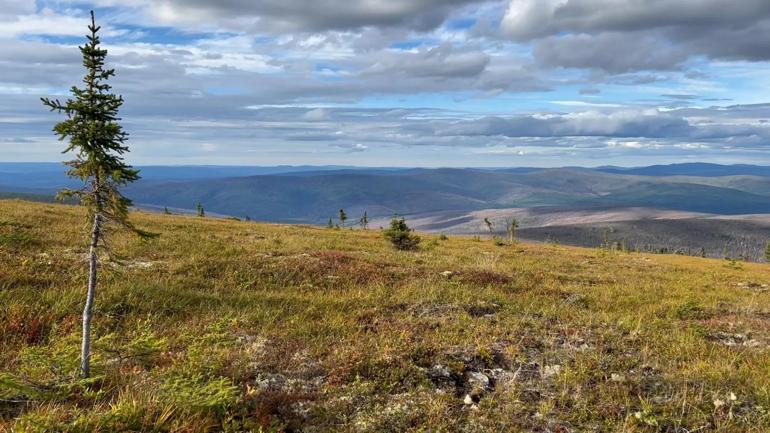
517, 222, 770, 263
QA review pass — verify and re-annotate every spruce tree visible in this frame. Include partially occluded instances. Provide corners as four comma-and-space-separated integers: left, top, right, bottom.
41, 11, 147, 378
338, 208, 347, 227
383, 216, 421, 251
483, 217, 494, 237
360, 211, 369, 229
196, 201, 205, 217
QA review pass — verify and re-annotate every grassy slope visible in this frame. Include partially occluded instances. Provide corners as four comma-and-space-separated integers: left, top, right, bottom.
1, 199, 769, 432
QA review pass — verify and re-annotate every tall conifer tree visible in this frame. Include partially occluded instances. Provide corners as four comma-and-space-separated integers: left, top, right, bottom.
42, 11, 146, 378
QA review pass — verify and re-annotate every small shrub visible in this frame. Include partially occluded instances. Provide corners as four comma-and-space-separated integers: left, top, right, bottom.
161, 373, 238, 415
423, 239, 440, 250
0, 230, 35, 249
96, 325, 167, 369
675, 300, 710, 320
383, 217, 420, 251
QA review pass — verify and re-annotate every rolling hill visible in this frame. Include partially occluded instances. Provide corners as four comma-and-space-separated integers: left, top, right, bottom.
1, 200, 768, 432
118, 168, 770, 222
597, 162, 770, 177
3, 163, 770, 260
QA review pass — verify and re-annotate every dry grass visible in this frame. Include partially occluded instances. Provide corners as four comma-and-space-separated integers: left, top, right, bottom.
1, 199, 769, 432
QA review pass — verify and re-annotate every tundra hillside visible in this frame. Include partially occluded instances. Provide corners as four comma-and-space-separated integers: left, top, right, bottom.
1, 200, 769, 432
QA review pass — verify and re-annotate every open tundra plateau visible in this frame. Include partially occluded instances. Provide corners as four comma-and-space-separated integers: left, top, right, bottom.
1, 200, 769, 432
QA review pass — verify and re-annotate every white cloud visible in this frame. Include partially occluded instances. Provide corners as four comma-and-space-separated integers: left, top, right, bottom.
2, 0, 770, 165
303, 108, 331, 121
0, 10, 89, 37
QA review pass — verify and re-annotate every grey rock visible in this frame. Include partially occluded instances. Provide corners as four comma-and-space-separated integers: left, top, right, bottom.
466, 371, 490, 389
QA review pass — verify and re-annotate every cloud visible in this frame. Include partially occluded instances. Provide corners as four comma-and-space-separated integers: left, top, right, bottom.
501, 0, 770, 72
0, 9, 91, 38
0, 1, 36, 16
334, 142, 369, 152
501, 0, 770, 41
533, 32, 688, 73
302, 108, 331, 121
83, 0, 488, 33
363, 44, 490, 79
3, 0, 770, 166
440, 110, 695, 139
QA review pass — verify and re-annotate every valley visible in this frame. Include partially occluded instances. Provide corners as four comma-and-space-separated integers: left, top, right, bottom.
4, 162, 769, 260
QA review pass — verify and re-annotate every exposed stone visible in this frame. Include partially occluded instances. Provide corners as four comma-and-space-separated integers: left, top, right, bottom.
541, 364, 562, 379
708, 331, 767, 348
466, 371, 490, 390
428, 364, 452, 380
255, 373, 288, 391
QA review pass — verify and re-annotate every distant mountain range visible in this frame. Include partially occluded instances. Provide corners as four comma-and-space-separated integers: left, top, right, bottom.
0, 163, 363, 192
595, 162, 770, 177
2, 162, 770, 221
4, 161, 770, 260
121, 167, 770, 222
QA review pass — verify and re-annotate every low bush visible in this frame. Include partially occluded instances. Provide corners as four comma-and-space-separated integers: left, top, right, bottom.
383, 217, 420, 251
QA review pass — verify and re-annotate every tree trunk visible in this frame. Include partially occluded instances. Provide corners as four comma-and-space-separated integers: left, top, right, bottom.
81, 212, 101, 378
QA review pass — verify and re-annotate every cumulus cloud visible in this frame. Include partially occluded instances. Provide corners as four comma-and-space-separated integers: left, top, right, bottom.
81, 0, 488, 32
3, 0, 770, 165
533, 32, 688, 73
363, 44, 490, 79
0, 9, 91, 38
502, 0, 770, 69
439, 110, 695, 139
501, 0, 770, 41
0, 1, 36, 16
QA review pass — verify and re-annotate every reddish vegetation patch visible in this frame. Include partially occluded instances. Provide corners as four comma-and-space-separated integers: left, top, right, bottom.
355, 306, 402, 333
268, 251, 405, 287
700, 312, 770, 335
309, 250, 387, 285
695, 310, 770, 349
1, 310, 50, 345
248, 388, 316, 432
456, 270, 512, 287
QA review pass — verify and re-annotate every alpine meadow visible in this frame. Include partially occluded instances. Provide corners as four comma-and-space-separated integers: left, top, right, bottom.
2, 2, 770, 433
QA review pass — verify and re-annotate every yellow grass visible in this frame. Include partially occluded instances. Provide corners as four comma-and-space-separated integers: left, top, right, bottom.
1, 199, 768, 432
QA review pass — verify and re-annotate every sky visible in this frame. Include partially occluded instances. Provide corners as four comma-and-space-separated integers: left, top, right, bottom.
2, 0, 770, 167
